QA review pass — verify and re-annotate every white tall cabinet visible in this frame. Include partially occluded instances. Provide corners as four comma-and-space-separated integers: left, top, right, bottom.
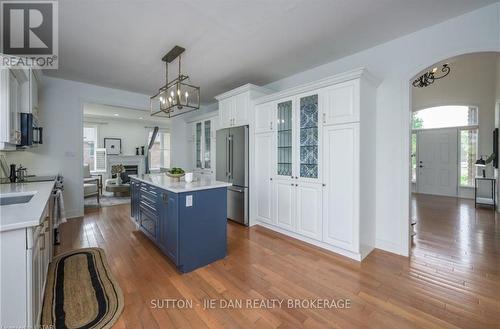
252, 69, 378, 261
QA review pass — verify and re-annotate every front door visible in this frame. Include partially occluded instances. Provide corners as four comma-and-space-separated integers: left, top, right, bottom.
417, 128, 458, 197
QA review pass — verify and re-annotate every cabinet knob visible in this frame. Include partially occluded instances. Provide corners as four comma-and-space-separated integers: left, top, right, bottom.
295, 184, 298, 187
270, 178, 273, 181
322, 183, 326, 187
290, 183, 294, 186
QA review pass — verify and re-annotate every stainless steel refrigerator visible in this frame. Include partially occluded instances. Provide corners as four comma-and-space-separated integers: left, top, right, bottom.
216, 125, 249, 226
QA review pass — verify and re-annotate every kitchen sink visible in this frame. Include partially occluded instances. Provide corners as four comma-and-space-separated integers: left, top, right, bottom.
0, 194, 34, 206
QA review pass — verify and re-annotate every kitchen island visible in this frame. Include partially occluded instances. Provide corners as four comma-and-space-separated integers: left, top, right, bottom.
129, 174, 231, 273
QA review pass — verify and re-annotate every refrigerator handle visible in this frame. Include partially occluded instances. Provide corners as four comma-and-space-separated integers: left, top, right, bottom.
230, 134, 234, 180
227, 135, 231, 178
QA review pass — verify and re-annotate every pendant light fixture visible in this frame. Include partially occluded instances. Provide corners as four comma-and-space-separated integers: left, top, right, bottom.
151, 46, 200, 118
412, 63, 451, 88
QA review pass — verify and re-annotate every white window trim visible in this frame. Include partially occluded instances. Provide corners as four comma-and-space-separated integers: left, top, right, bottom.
83, 124, 100, 173
148, 129, 171, 171
458, 127, 479, 188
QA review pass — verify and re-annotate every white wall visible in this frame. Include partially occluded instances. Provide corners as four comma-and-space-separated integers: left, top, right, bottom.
260, 3, 500, 255
5, 77, 150, 218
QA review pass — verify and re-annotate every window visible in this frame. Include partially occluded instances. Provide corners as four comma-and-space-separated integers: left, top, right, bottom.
83, 125, 106, 172
149, 130, 170, 170
412, 106, 478, 129
460, 129, 478, 187
83, 126, 97, 170
411, 133, 417, 182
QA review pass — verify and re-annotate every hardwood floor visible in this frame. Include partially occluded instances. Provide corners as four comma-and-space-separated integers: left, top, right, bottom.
56, 196, 500, 329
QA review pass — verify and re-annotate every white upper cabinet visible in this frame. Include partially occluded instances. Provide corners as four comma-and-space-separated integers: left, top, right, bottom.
232, 93, 249, 126
218, 97, 234, 129
30, 70, 40, 119
216, 84, 271, 129
254, 102, 275, 134
320, 80, 359, 125
0, 67, 40, 150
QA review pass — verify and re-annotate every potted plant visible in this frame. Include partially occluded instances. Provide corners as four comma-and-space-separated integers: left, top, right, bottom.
111, 164, 125, 184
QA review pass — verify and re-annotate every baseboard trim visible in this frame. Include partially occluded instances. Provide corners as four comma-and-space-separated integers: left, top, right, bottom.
255, 221, 368, 261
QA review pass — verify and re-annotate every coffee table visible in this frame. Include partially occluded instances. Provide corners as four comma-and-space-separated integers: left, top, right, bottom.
105, 183, 130, 197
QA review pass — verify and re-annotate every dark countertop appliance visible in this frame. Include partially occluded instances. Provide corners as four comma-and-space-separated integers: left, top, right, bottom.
18, 113, 43, 147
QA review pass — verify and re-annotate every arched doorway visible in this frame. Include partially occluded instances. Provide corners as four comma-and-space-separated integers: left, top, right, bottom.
406, 51, 500, 256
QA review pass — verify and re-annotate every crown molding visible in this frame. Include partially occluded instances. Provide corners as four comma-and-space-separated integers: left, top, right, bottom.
254, 67, 379, 105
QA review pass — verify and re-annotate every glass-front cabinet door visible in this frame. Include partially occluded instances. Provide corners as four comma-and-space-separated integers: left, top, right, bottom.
298, 94, 319, 180
276, 100, 293, 178
195, 122, 202, 169
203, 120, 211, 169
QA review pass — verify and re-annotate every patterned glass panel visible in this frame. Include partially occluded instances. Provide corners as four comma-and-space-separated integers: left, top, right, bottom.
300, 95, 318, 178
204, 120, 211, 169
277, 100, 293, 176
195, 122, 202, 168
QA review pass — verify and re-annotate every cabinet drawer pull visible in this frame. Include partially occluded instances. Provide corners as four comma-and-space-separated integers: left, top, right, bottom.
270, 121, 273, 130
322, 113, 326, 123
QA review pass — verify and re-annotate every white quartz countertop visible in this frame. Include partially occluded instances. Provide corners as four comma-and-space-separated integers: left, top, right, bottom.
131, 174, 232, 193
0, 180, 55, 232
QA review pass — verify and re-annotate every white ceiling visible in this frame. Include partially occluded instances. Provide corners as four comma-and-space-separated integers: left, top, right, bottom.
46, 0, 498, 103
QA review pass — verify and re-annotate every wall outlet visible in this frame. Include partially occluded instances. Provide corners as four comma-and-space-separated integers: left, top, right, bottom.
186, 195, 193, 207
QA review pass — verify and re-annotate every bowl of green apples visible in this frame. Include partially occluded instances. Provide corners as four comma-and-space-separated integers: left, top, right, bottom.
166, 167, 185, 181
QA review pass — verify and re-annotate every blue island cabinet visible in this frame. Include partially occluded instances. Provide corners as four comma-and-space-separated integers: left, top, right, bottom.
130, 178, 227, 273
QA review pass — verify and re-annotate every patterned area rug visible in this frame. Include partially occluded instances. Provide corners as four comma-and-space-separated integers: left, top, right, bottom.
84, 192, 130, 208
42, 248, 124, 329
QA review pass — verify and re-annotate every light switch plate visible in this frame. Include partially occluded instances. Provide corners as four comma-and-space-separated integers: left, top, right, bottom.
186, 195, 193, 207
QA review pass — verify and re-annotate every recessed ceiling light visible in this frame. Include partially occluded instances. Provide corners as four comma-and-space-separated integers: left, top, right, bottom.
139, 117, 143, 119
113, 113, 119, 116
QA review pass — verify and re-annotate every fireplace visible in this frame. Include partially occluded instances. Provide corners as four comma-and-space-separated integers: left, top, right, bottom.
115, 165, 138, 184
107, 155, 146, 182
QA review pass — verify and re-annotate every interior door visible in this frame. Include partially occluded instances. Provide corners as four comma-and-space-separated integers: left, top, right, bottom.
417, 128, 458, 197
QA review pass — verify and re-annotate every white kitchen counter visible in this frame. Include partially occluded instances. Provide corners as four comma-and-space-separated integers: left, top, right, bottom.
0, 181, 55, 232
131, 174, 232, 193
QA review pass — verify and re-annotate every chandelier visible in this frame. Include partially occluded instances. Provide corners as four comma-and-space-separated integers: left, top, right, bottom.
412, 63, 451, 88
151, 46, 200, 118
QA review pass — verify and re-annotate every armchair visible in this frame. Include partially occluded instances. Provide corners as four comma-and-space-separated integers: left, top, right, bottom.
83, 164, 102, 203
